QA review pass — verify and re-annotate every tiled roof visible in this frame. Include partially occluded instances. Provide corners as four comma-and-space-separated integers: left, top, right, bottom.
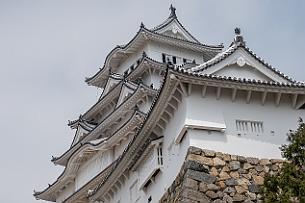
172, 65, 305, 88
190, 42, 296, 83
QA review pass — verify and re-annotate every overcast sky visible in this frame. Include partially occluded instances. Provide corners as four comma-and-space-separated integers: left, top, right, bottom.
0, 1, 304, 203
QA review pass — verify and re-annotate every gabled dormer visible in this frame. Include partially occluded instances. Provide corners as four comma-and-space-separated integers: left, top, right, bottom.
85, 5, 223, 89
116, 81, 137, 108
151, 5, 200, 43
192, 28, 294, 84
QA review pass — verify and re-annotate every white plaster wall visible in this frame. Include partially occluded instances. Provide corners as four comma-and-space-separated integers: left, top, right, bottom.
56, 183, 74, 203
108, 97, 190, 203
116, 85, 135, 107
75, 150, 113, 191
142, 71, 163, 90
214, 64, 272, 82
186, 85, 305, 159
87, 84, 305, 203
116, 46, 146, 75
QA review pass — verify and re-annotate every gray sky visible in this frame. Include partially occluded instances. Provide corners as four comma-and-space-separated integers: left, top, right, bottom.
0, 1, 304, 202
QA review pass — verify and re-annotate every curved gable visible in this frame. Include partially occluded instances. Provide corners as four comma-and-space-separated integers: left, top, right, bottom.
196, 46, 293, 84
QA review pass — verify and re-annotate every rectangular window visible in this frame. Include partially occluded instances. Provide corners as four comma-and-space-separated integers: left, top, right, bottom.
157, 145, 163, 166
162, 53, 166, 63
236, 120, 263, 134
172, 56, 176, 64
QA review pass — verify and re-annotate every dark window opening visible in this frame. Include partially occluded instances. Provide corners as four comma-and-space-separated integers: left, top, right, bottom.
183, 58, 187, 63
172, 56, 176, 64
162, 53, 166, 63
143, 179, 151, 188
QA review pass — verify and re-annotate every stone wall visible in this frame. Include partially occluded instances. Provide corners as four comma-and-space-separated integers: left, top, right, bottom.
160, 147, 283, 203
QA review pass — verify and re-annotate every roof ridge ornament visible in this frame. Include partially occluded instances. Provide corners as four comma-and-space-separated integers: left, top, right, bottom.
169, 4, 177, 18
234, 27, 246, 46
140, 22, 145, 29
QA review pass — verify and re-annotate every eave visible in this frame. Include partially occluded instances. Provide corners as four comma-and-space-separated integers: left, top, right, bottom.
191, 43, 295, 84
126, 55, 167, 80
171, 65, 305, 92
52, 83, 157, 166
88, 69, 177, 201
34, 110, 146, 202
85, 27, 223, 88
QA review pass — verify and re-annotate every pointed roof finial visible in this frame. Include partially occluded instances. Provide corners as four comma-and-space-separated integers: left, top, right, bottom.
140, 22, 145, 28
142, 51, 147, 58
235, 27, 241, 35
234, 27, 245, 46
169, 4, 176, 18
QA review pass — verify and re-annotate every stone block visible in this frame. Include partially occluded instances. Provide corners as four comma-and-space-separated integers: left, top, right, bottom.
223, 187, 236, 194
259, 159, 271, 165
210, 167, 219, 176
225, 178, 238, 186
248, 184, 259, 193
253, 175, 264, 185
246, 157, 259, 165
188, 154, 214, 166
219, 171, 230, 180
202, 149, 216, 157
235, 185, 247, 194
229, 161, 240, 171
229, 171, 239, 179
237, 156, 247, 163
199, 182, 208, 192
213, 157, 226, 167
188, 146, 202, 155
181, 188, 210, 202
185, 169, 217, 184
184, 178, 198, 190
243, 163, 254, 170
207, 184, 219, 191
233, 194, 246, 202
185, 160, 209, 173
206, 190, 218, 199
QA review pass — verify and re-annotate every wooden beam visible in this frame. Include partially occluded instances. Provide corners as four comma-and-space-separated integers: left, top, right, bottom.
292, 94, 298, 109
216, 87, 221, 100
261, 91, 267, 105
231, 88, 237, 102
179, 82, 187, 97
246, 90, 252, 104
156, 123, 165, 130
168, 101, 177, 111
201, 85, 207, 98
187, 84, 192, 96
160, 116, 169, 125
164, 109, 173, 118
296, 95, 305, 109
275, 92, 282, 107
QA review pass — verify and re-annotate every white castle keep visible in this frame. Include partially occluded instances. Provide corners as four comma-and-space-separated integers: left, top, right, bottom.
35, 5, 305, 203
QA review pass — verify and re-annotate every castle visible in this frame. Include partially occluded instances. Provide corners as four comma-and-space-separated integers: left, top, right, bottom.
35, 5, 305, 203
